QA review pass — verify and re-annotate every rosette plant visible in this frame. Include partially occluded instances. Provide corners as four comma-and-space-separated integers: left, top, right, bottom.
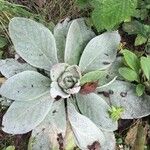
0, 17, 150, 150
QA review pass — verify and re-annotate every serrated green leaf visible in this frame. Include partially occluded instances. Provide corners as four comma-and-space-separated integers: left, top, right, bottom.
9, 17, 58, 71
136, 84, 145, 96
79, 31, 121, 72
119, 67, 139, 82
122, 49, 140, 72
134, 35, 147, 46
80, 70, 106, 85
140, 56, 150, 80
92, 0, 137, 31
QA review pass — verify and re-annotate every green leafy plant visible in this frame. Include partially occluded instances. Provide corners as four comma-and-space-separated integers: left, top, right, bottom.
0, 17, 121, 150
0, 17, 150, 150
134, 0, 150, 21
76, 0, 138, 31
123, 20, 150, 47
108, 106, 124, 121
119, 49, 150, 96
122, 0, 150, 51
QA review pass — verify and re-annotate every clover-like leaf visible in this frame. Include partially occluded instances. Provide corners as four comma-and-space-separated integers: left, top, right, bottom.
79, 31, 121, 73
97, 80, 150, 119
0, 71, 50, 101
9, 17, 58, 71
29, 100, 66, 150
0, 58, 36, 78
2, 93, 54, 134
65, 18, 95, 65
68, 103, 105, 150
76, 93, 118, 131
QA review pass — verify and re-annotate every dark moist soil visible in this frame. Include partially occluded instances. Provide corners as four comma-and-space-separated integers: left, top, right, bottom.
0, 0, 150, 150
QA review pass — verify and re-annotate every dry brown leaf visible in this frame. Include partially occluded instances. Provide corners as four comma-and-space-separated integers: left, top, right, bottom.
125, 120, 149, 150
34, 0, 46, 8
0, 77, 6, 84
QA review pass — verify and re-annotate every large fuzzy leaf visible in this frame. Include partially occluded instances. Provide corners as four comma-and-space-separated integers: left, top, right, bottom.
0, 59, 36, 78
97, 80, 150, 119
0, 71, 50, 101
54, 18, 71, 62
104, 56, 124, 80
79, 31, 121, 73
28, 100, 66, 150
101, 132, 116, 150
2, 93, 54, 134
9, 17, 58, 71
97, 56, 124, 88
76, 93, 118, 131
92, 0, 137, 31
65, 18, 95, 65
68, 103, 105, 150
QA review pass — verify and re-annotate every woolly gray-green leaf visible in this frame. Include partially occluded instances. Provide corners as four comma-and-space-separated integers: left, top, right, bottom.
54, 18, 71, 62
79, 31, 121, 72
76, 93, 118, 131
0, 59, 36, 78
97, 80, 150, 119
65, 18, 95, 65
101, 132, 116, 150
0, 71, 50, 101
2, 93, 54, 134
97, 56, 124, 89
68, 103, 105, 150
29, 100, 66, 150
9, 17, 58, 71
